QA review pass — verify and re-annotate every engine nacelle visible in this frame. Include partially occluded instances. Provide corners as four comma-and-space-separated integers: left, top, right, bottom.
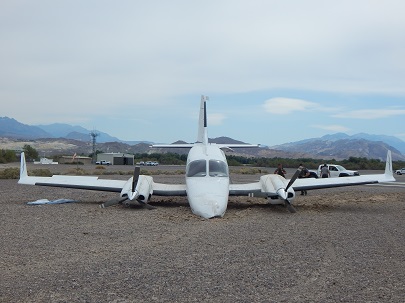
120, 175, 153, 203
260, 174, 296, 203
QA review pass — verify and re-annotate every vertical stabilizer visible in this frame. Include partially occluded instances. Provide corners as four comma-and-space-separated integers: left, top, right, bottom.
197, 95, 209, 145
19, 152, 28, 180
385, 150, 393, 176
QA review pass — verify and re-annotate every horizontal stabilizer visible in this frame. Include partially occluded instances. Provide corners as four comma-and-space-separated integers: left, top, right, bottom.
151, 144, 194, 149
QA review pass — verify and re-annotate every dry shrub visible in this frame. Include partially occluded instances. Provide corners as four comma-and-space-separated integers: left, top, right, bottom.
65, 168, 87, 175
30, 169, 53, 177
0, 168, 20, 179
230, 167, 268, 175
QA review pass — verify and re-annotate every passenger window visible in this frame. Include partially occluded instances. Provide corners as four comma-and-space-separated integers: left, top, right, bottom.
209, 160, 229, 177
186, 160, 207, 177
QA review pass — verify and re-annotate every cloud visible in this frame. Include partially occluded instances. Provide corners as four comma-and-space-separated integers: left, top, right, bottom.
312, 124, 350, 132
333, 109, 405, 119
2, 0, 405, 144
263, 98, 319, 114
262, 98, 340, 115
208, 113, 226, 126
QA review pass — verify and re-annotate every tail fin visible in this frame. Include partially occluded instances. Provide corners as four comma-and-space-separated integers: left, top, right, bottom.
19, 152, 28, 180
197, 95, 209, 145
384, 150, 393, 176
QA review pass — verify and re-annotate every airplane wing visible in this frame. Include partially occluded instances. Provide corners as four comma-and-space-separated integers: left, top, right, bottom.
19, 174, 127, 192
150, 182, 187, 196
18, 153, 127, 192
292, 150, 395, 191
229, 182, 264, 196
18, 152, 186, 203
229, 150, 395, 197
291, 173, 395, 191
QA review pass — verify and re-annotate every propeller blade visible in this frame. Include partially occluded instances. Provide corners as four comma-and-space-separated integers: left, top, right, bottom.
100, 197, 128, 208
132, 166, 141, 192
285, 167, 302, 191
137, 199, 156, 210
284, 200, 296, 213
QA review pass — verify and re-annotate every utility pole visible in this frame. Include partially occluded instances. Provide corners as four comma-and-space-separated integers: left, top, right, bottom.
90, 130, 99, 164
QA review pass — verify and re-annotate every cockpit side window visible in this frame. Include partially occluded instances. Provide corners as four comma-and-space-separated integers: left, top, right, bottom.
209, 160, 229, 177
186, 160, 207, 177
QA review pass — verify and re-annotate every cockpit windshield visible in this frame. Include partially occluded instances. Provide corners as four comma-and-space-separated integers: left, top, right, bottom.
209, 160, 228, 177
186, 159, 229, 177
186, 160, 207, 177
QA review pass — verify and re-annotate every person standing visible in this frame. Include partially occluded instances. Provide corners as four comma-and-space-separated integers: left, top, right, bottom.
321, 164, 330, 178
274, 163, 287, 178
298, 164, 310, 195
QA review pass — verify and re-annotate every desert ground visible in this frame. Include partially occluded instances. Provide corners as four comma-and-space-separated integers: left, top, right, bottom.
1, 163, 405, 302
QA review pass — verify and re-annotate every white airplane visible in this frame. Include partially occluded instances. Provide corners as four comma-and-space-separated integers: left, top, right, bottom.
18, 96, 396, 218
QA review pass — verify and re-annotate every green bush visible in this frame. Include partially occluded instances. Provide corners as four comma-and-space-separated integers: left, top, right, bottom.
0, 150, 17, 163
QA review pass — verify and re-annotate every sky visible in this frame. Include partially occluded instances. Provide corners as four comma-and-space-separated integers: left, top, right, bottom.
1, 0, 405, 146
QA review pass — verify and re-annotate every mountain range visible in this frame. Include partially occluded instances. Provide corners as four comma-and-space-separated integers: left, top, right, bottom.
0, 117, 149, 144
1, 116, 404, 161
270, 134, 405, 161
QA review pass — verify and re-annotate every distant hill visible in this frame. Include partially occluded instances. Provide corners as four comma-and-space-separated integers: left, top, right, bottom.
0, 117, 51, 139
1, 117, 404, 160
271, 134, 405, 161
318, 132, 405, 154
0, 118, 149, 144
35, 123, 122, 143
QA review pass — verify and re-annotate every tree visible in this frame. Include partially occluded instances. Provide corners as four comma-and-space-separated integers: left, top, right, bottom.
0, 150, 17, 163
23, 144, 39, 161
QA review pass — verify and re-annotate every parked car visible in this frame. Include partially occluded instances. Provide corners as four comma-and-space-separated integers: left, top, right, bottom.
145, 161, 159, 166
395, 168, 405, 175
317, 164, 359, 178
136, 161, 145, 166
95, 160, 111, 165
307, 170, 319, 178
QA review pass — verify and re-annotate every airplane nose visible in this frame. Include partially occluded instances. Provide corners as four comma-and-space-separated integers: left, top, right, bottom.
186, 177, 229, 218
189, 195, 228, 219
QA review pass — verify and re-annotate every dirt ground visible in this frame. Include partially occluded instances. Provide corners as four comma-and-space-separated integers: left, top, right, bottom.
1, 164, 405, 302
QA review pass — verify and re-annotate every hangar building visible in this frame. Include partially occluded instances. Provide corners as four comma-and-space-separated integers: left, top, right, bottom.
96, 153, 134, 165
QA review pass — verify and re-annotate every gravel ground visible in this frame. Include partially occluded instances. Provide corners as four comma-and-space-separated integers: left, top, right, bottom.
1, 164, 405, 302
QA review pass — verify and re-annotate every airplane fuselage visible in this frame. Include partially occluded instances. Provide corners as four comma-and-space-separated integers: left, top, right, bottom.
185, 143, 229, 218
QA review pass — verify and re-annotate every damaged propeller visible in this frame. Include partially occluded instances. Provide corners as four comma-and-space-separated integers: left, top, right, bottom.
283, 167, 302, 213
100, 166, 155, 210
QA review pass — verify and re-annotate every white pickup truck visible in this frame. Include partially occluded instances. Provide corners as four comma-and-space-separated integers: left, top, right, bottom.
395, 168, 405, 175
95, 160, 111, 165
317, 164, 359, 178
